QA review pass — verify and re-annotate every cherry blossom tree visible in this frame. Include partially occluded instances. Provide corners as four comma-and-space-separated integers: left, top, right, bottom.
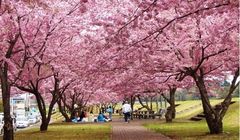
57, 79, 96, 122
0, 0, 238, 138
0, 1, 36, 139
86, 0, 238, 133
0, 0, 92, 133
160, 7, 238, 133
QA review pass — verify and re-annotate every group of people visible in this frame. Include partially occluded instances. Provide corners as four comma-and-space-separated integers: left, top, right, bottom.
97, 106, 113, 122
71, 101, 132, 123
72, 110, 95, 123
72, 106, 113, 123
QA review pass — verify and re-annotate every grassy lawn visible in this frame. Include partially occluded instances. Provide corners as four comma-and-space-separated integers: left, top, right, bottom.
0, 98, 237, 140
51, 112, 64, 122
115, 98, 239, 114
144, 100, 239, 140
5, 123, 111, 140
175, 99, 224, 118
145, 120, 239, 140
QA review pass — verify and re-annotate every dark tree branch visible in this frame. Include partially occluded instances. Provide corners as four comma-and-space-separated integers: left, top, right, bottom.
220, 67, 239, 118
161, 93, 170, 103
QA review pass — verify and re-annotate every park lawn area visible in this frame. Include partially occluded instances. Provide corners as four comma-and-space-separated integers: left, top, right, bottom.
144, 100, 239, 140
51, 112, 64, 121
114, 98, 239, 114
11, 122, 111, 140
175, 99, 222, 119
175, 97, 239, 119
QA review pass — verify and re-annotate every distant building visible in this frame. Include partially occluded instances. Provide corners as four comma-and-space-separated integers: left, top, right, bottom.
11, 93, 37, 117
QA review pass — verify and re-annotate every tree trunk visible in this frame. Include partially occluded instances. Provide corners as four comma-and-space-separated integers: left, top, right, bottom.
39, 110, 48, 131
162, 87, 176, 122
170, 88, 176, 119
205, 104, 223, 134
2, 85, 14, 140
194, 73, 223, 134
40, 118, 50, 131
57, 100, 71, 122
34, 92, 49, 131
137, 95, 151, 111
160, 96, 163, 108
112, 103, 117, 114
130, 96, 135, 120
60, 111, 71, 122
0, 69, 14, 140
164, 102, 175, 122
39, 102, 54, 131
220, 68, 239, 119
70, 110, 76, 120
165, 108, 172, 122
35, 75, 60, 131
150, 97, 153, 110
206, 105, 223, 134
156, 95, 159, 113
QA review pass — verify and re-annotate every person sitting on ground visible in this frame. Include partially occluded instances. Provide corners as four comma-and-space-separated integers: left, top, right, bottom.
72, 112, 80, 123
82, 111, 88, 122
88, 111, 95, 122
97, 112, 111, 122
79, 111, 84, 122
103, 113, 111, 122
97, 112, 105, 122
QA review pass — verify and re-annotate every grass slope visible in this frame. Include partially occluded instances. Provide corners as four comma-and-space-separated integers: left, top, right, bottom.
175, 99, 223, 118
144, 99, 239, 140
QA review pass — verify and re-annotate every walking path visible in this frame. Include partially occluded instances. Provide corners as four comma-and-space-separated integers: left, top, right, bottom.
111, 118, 172, 140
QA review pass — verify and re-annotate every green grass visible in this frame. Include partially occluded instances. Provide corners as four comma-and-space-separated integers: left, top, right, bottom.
0, 98, 237, 140
223, 100, 239, 126
115, 98, 239, 115
145, 121, 239, 140
144, 100, 239, 140
175, 100, 202, 112
11, 123, 111, 140
175, 99, 224, 118
51, 112, 64, 122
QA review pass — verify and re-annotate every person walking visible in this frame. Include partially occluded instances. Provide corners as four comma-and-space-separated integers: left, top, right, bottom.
122, 101, 132, 123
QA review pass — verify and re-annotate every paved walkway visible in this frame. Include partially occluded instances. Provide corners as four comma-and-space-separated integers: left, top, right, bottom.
111, 118, 172, 140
